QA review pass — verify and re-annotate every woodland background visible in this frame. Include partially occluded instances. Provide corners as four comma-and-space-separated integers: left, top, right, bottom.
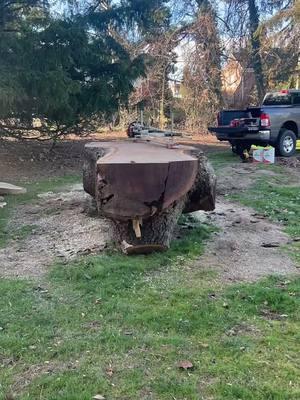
0, 0, 299, 139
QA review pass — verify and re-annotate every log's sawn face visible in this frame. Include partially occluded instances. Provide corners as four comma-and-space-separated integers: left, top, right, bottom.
87, 141, 199, 221
83, 140, 216, 253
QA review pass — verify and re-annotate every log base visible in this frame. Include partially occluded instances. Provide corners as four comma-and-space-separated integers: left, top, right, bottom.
111, 196, 186, 253
121, 242, 167, 255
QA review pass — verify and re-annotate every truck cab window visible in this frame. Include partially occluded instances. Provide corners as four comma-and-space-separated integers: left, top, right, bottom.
263, 93, 292, 106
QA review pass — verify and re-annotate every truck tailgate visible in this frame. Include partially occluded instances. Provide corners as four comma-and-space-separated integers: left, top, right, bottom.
208, 126, 259, 136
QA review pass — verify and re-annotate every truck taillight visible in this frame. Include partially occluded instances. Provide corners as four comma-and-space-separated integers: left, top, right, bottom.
260, 112, 270, 127
230, 119, 240, 127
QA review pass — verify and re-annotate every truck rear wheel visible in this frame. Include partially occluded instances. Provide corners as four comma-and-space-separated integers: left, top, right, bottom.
230, 142, 238, 154
277, 130, 296, 157
235, 143, 252, 161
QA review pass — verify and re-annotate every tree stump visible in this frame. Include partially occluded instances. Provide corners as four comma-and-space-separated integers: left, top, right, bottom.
83, 140, 216, 254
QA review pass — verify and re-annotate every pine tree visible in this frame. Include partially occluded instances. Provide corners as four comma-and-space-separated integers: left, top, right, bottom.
0, 0, 170, 138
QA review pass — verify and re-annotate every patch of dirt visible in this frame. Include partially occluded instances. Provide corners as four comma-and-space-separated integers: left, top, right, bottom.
196, 200, 298, 282
277, 156, 300, 169
216, 162, 300, 196
0, 139, 84, 183
0, 184, 112, 278
7, 360, 78, 397
226, 323, 261, 337
0, 136, 224, 279
194, 161, 299, 281
259, 309, 290, 321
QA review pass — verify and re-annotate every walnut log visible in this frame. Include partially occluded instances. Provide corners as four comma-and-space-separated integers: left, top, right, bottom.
83, 140, 216, 253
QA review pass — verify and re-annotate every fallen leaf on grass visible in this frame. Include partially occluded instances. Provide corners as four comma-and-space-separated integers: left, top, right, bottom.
199, 342, 209, 349
4, 394, 15, 400
178, 360, 193, 370
106, 366, 114, 377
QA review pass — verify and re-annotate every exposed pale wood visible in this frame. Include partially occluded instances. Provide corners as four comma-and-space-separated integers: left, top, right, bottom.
132, 218, 142, 238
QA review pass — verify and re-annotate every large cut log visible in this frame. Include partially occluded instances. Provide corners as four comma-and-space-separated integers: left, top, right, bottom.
83, 139, 216, 253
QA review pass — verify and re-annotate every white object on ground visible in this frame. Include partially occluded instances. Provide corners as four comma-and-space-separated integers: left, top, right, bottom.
0, 182, 27, 195
253, 146, 275, 164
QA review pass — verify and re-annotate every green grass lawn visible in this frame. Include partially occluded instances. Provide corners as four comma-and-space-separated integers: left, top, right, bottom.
1, 155, 300, 399
0, 222, 300, 399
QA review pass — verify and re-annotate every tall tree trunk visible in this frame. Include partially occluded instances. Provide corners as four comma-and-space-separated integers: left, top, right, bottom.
248, 0, 265, 101
159, 67, 166, 130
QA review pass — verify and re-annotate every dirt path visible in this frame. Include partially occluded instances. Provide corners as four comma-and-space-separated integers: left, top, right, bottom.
195, 160, 300, 282
196, 200, 298, 282
0, 185, 112, 278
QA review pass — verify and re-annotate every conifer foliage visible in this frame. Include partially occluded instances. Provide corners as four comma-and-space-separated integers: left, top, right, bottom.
0, 0, 169, 138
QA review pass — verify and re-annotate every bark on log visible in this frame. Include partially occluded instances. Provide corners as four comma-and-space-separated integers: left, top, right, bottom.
183, 149, 216, 213
113, 196, 186, 254
83, 140, 216, 253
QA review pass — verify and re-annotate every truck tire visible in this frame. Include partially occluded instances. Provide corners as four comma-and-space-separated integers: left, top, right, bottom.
229, 141, 238, 154
236, 143, 251, 154
231, 144, 238, 154
277, 130, 297, 157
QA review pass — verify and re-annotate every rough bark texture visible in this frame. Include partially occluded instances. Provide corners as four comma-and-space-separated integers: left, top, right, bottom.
183, 149, 216, 213
83, 140, 216, 253
113, 196, 186, 254
248, 0, 265, 101
83, 146, 105, 197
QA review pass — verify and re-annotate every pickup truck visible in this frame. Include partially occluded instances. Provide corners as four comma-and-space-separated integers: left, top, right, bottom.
209, 89, 300, 157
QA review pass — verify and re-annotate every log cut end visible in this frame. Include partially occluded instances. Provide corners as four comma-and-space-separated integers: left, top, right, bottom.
83, 139, 216, 253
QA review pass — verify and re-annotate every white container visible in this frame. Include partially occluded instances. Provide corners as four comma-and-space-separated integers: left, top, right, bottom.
252, 146, 275, 164
263, 146, 275, 164
252, 147, 264, 163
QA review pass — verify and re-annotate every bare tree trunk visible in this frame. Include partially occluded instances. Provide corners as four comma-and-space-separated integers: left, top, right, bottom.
248, 0, 265, 101
159, 66, 166, 130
